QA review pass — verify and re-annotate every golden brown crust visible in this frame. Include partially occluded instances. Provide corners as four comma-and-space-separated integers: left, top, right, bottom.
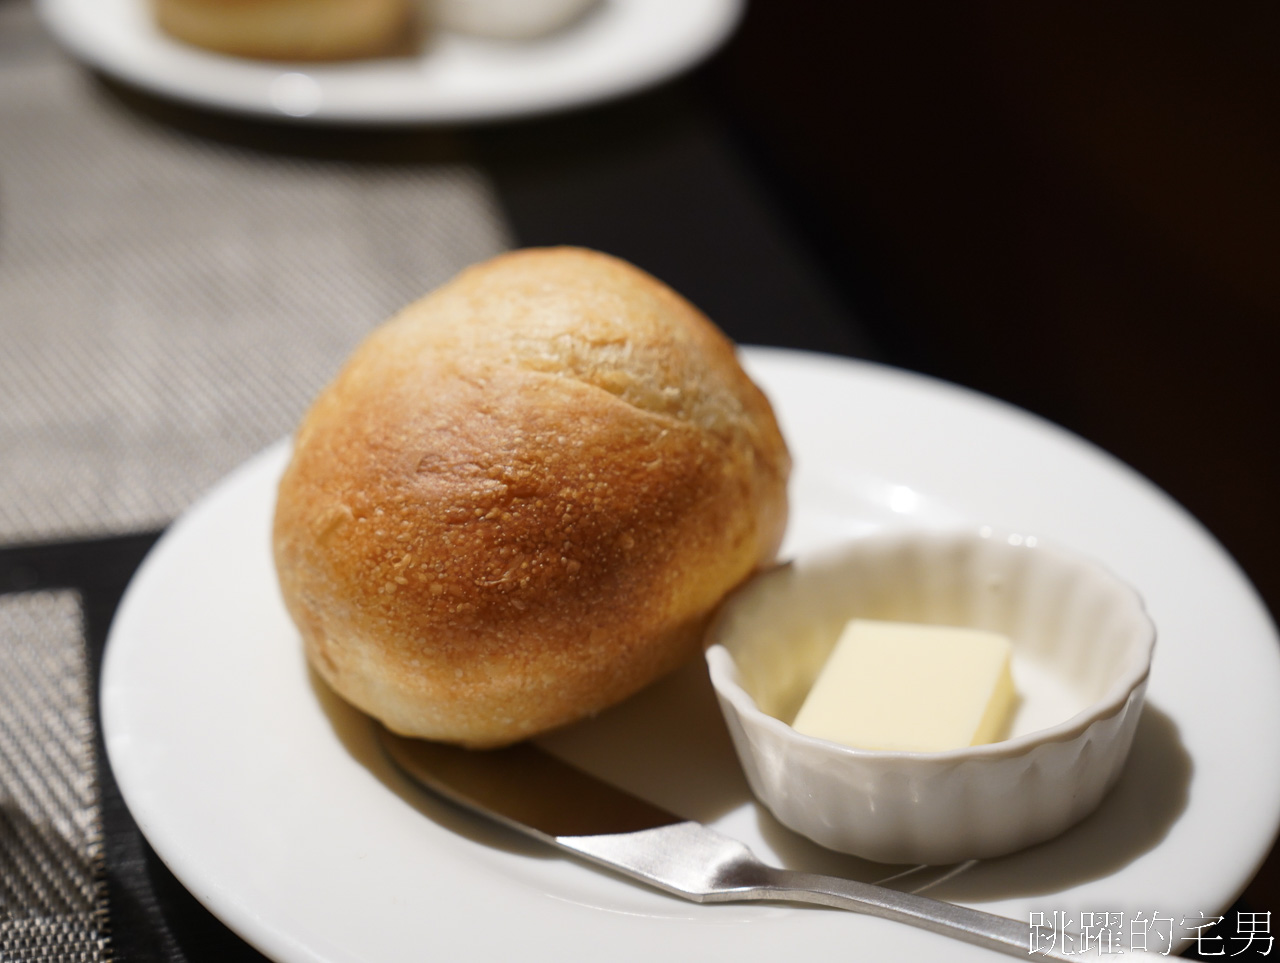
153, 0, 415, 61
273, 248, 789, 747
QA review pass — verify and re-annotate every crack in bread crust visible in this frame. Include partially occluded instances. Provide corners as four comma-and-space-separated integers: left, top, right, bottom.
273, 248, 790, 748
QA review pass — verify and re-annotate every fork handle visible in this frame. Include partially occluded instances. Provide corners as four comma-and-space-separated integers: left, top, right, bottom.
741, 864, 1067, 961
564, 824, 1068, 961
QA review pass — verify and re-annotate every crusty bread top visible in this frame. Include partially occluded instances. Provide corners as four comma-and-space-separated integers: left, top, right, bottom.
273, 248, 789, 746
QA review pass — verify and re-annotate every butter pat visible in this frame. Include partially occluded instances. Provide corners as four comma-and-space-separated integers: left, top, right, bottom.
792, 619, 1016, 752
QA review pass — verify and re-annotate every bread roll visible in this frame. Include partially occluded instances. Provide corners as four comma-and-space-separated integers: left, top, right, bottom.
273, 248, 789, 748
154, 0, 414, 61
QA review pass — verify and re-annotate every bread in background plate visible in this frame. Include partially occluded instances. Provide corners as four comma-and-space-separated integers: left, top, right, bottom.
153, 0, 415, 61
273, 248, 790, 748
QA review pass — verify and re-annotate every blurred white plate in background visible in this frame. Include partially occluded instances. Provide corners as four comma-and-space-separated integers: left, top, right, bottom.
36, 0, 743, 123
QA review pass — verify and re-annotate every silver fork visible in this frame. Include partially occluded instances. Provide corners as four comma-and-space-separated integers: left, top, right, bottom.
380, 729, 1069, 960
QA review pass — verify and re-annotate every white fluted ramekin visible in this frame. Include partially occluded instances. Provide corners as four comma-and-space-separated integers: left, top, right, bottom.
705, 528, 1156, 865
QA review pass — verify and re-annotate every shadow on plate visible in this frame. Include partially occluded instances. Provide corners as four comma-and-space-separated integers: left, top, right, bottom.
308, 665, 555, 862
538, 661, 1192, 903
535, 656, 754, 824
925, 703, 1192, 902
312, 651, 1192, 905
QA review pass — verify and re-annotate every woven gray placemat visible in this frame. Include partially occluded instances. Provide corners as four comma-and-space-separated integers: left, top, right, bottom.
0, 1, 512, 544
0, 4, 512, 959
0, 590, 107, 962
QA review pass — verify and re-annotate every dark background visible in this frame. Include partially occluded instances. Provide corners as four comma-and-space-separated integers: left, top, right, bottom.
704, 2, 1280, 623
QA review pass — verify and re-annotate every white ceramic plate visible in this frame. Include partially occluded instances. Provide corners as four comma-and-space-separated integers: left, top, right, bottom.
36, 0, 742, 123
103, 348, 1280, 962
